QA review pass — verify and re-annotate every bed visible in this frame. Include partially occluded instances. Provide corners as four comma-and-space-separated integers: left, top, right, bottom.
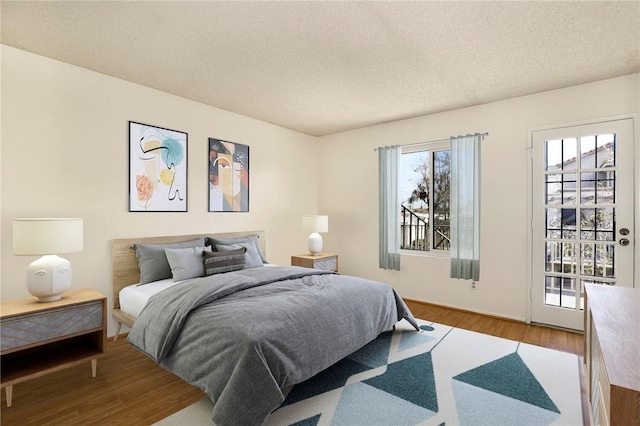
112, 231, 418, 426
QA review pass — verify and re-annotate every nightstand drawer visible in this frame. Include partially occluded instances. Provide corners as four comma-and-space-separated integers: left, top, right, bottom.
314, 257, 337, 271
1, 301, 103, 352
292, 253, 339, 272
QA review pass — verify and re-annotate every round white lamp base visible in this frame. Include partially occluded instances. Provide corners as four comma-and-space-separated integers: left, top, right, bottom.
308, 233, 324, 255
26, 255, 72, 302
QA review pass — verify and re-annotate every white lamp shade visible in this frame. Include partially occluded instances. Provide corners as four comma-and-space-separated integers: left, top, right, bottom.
13, 218, 83, 255
302, 215, 328, 233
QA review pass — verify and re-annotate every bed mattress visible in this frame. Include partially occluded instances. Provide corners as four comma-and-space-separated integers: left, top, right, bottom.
119, 279, 179, 317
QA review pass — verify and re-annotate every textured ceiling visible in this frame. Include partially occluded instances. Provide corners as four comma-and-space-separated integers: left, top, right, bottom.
2, 1, 639, 136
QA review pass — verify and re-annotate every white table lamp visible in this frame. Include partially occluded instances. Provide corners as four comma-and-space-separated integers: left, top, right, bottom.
302, 215, 328, 255
13, 218, 83, 302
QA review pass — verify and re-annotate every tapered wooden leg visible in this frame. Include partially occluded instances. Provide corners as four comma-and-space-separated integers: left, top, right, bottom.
91, 359, 97, 378
114, 322, 122, 341
5, 385, 12, 407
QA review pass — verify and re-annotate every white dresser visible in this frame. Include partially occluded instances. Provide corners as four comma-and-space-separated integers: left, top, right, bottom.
584, 284, 640, 425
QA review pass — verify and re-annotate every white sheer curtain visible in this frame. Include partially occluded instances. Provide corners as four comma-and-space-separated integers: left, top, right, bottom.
450, 134, 484, 280
378, 145, 401, 270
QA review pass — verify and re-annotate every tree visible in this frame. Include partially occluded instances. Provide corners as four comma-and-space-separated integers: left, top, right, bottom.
432, 151, 450, 225
406, 155, 429, 213
405, 150, 451, 219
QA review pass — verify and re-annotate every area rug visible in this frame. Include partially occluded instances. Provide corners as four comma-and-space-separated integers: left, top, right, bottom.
155, 318, 583, 425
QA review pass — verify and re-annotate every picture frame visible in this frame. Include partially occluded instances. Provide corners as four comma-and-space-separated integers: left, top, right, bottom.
208, 138, 249, 212
129, 121, 188, 212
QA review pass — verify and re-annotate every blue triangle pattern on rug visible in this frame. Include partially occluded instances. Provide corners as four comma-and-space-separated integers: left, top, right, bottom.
281, 357, 371, 407
452, 380, 561, 425
346, 330, 393, 368
266, 320, 581, 426
332, 382, 436, 425
290, 414, 321, 426
364, 351, 438, 412
452, 352, 560, 413
398, 328, 435, 352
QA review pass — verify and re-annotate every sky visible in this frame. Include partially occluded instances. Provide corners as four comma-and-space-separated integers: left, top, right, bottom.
399, 151, 428, 206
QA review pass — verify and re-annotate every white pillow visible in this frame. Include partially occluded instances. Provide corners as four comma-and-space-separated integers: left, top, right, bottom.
216, 242, 263, 268
164, 246, 212, 281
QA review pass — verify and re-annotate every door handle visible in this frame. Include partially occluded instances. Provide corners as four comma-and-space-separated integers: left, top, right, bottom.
619, 238, 630, 246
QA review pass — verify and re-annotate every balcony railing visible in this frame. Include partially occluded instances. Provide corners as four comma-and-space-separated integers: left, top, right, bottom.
434, 224, 450, 250
401, 205, 450, 251
401, 205, 428, 251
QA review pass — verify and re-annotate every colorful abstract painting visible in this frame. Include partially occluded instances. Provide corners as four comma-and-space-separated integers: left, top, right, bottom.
208, 138, 249, 212
129, 121, 188, 212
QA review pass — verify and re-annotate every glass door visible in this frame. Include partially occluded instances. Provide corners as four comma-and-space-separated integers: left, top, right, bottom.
530, 119, 634, 330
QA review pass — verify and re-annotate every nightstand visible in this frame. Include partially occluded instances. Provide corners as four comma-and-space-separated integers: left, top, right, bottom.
291, 253, 338, 272
0, 289, 107, 407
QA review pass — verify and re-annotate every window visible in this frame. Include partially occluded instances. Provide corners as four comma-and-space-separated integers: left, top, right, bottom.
400, 142, 451, 252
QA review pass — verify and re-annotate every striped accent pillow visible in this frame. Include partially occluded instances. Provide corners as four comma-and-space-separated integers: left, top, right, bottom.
203, 247, 247, 276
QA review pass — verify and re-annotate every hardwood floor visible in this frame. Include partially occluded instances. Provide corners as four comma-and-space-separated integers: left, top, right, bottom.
0, 338, 205, 425
405, 299, 585, 357
0, 300, 585, 425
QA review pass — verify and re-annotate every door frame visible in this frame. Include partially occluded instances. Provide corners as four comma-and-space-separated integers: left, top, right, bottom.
526, 113, 638, 326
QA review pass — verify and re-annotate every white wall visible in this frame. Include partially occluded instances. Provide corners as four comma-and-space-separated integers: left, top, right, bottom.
3, 45, 637, 330
1, 46, 319, 334
318, 74, 639, 321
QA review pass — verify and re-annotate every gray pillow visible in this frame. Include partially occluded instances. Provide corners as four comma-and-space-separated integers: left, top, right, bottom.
165, 246, 212, 281
216, 242, 263, 268
203, 247, 247, 276
207, 235, 267, 263
134, 238, 206, 284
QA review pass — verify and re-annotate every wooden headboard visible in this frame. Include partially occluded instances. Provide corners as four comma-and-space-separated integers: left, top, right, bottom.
111, 230, 266, 309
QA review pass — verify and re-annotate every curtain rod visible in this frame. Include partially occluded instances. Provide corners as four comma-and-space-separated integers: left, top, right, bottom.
374, 132, 488, 151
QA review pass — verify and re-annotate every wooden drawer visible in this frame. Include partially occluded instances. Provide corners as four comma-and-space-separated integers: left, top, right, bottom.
1, 301, 103, 353
597, 388, 609, 426
314, 256, 337, 271
599, 352, 611, 419
291, 253, 338, 272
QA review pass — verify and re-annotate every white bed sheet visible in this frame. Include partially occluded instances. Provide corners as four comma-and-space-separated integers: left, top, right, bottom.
119, 279, 181, 318
119, 264, 278, 317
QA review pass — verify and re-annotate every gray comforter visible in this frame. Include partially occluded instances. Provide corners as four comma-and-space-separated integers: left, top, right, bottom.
128, 265, 418, 425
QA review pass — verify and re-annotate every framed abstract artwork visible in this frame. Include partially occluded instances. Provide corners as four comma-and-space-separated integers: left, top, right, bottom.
208, 138, 249, 212
129, 121, 188, 212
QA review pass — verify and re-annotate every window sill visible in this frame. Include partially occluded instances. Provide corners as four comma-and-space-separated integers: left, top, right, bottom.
400, 249, 450, 259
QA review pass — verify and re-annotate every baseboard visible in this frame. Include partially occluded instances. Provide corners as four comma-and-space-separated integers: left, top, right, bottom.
404, 297, 527, 324
530, 321, 583, 333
